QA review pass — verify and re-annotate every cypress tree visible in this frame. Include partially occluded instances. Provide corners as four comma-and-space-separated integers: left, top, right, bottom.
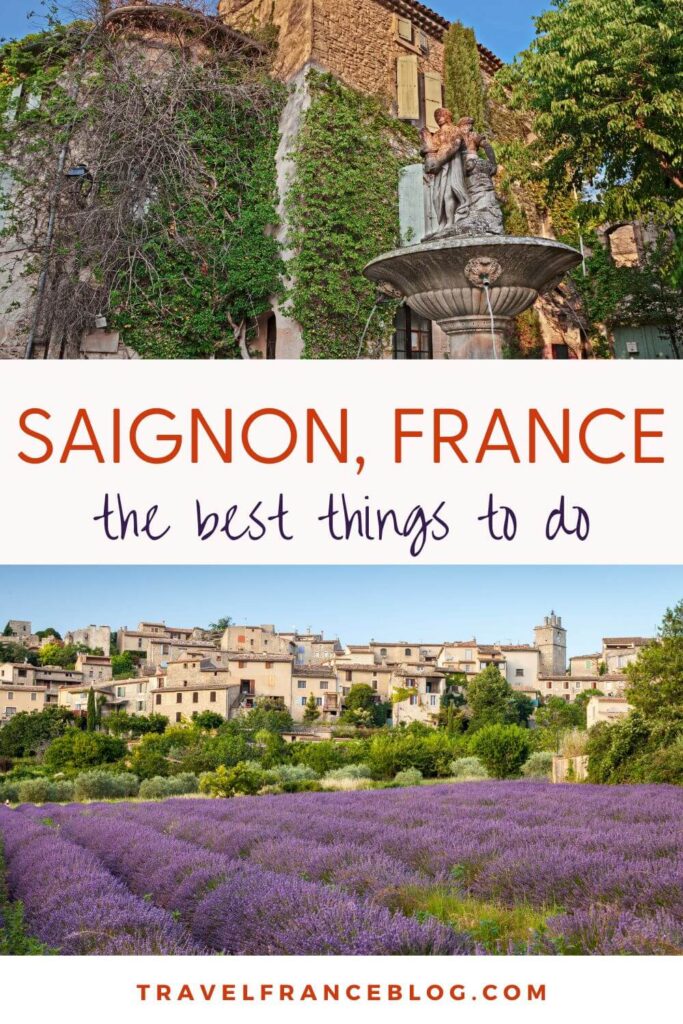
443, 22, 487, 130
86, 687, 97, 733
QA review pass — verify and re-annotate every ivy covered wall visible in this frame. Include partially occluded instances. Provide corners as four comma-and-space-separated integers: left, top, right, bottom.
286, 71, 419, 359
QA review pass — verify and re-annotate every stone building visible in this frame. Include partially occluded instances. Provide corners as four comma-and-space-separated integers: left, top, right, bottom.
533, 612, 567, 677
74, 653, 113, 683
586, 695, 632, 729
1, 684, 58, 720
64, 624, 111, 654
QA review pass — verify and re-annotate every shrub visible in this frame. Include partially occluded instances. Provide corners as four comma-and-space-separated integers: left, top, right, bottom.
138, 774, 199, 799
0, 780, 20, 803
73, 771, 139, 801
367, 731, 460, 778
469, 725, 532, 779
521, 751, 554, 779
264, 764, 319, 791
43, 730, 127, 772
289, 739, 368, 775
323, 764, 372, 781
393, 767, 423, 787
320, 775, 375, 792
199, 761, 265, 798
17, 778, 75, 803
449, 756, 489, 779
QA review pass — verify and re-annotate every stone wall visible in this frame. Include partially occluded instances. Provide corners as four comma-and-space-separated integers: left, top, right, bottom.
219, 0, 314, 81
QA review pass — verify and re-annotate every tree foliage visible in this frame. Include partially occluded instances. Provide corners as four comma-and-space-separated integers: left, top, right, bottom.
625, 600, 683, 723
469, 724, 532, 779
497, 0, 683, 225
0, 707, 75, 758
443, 21, 487, 130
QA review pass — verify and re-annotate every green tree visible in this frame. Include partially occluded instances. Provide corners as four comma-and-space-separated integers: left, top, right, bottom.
497, 0, 683, 225
239, 699, 294, 734
192, 710, 225, 730
35, 628, 61, 640
341, 683, 383, 726
0, 706, 75, 758
2, 623, 13, 637
110, 651, 136, 679
625, 600, 683, 723
0, 641, 38, 666
38, 642, 96, 668
534, 696, 584, 746
469, 724, 532, 779
303, 693, 321, 724
443, 21, 487, 129
208, 617, 233, 632
465, 666, 518, 728
86, 687, 97, 733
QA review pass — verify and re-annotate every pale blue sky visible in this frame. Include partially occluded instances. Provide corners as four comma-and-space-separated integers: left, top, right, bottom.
1, 566, 681, 657
0, 1, 546, 63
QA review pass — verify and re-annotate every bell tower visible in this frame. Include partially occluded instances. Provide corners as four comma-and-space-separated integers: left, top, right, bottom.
534, 611, 567, 676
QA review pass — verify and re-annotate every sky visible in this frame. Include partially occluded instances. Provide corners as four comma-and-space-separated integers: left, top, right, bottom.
0, 1, 547, 63
1, 566, 682, 658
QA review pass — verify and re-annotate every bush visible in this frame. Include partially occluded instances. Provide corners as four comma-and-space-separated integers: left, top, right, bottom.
264, 764, 319, 791
43, 730, 127, 772
632, 739, 683, 784
0, 780, 20, 803
449, 756, 489, 779
16, 778, 75, 803
73, 771, 139, 801
139, 773, 199, 799
393, 767, 423, 787
289, 739, 368, 775
469, 724, 532, 779
367, 731, 461, 778
521, 751, 554, 779
320, 775, 375, 792
199, 761, 265, 798
322, 764, 372, 781
560, 729, 589, 758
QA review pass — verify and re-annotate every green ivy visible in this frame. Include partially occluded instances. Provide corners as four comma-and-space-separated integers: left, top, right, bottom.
110, 78, 286, 358
286, 70, 418, 359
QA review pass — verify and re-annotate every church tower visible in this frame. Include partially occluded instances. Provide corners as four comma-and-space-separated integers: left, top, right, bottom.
534, 611, 567, 676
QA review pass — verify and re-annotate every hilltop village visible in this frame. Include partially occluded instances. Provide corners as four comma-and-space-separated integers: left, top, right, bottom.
1, 613, 640, 729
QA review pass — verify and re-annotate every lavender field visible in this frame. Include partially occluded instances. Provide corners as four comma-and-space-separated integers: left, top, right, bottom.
1, 782, 682, 955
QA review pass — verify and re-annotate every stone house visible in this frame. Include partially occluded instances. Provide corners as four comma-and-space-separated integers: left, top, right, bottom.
74, 653, 113, 683
64, 624, 111, 653
335, 661, 394, 700
569, 652, 603, 677
601, 635, 652, 674
586, 695, 632, 729
291, 664, 340, 719
539, 673, 627, 701
390, 662, 448, 724
0, 684, 56, 721
117, 621, 209, 662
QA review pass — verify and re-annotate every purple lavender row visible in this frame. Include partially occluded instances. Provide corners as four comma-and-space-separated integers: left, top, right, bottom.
0, 808, 204, 954
38, 806, 474, 955
101, 784, 683, 916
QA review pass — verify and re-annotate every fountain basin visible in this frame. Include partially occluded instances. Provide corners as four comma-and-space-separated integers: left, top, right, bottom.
364, 235, 582, 359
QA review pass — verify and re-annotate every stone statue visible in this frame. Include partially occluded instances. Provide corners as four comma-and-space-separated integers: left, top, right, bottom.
421, 109, 504, 238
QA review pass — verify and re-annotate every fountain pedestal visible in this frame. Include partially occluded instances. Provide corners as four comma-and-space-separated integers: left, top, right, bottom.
364, 235, 582, 359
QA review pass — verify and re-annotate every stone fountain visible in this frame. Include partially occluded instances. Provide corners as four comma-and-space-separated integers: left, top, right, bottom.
363, 110, 582, 359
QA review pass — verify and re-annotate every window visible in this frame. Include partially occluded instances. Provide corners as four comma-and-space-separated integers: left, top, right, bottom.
239, 661, 246, 669
585, 660, 592, 669
193, 692, 199, 704
297, 680, 306, 689
346, 670, 352, 682
547, 682, 552, 690
210, 691, 216, 703
396, 55, 419, 120
265, 312, 277, 360
265, 661, 273, 669
380, 648, 387, 657
117, 687, 125, 697
422, 72, 443, 131
430, 695, 437, 706
18, 668, 26, 678
563, 681, 569, 690
7, 691, 13, 699
300, 696, 307, 706
31, 692, 37, 701
393, 306, 433, 359
156, 694, 161, 705
162, 644, 169, 655
175, 712, 182, 722
176, 693, 182, 703
315, 698, 323, 707
396, 15, 413, 42
372, 680, 378, 690
409, 695, 418, 706
319, 681, 328, 689
4, 708, 16, 718
404, 648, 412, 656
552, 343, 569, 360
516, 668, 524, 677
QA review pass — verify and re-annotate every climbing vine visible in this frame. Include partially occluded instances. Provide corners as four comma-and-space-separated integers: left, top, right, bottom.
0, 4, 284, 359
286, 70, 419, 359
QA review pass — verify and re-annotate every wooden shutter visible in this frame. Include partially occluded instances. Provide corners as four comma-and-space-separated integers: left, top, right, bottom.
396, 16, 413, 42
423, 72, 443, 131
397, 55, 419, 120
